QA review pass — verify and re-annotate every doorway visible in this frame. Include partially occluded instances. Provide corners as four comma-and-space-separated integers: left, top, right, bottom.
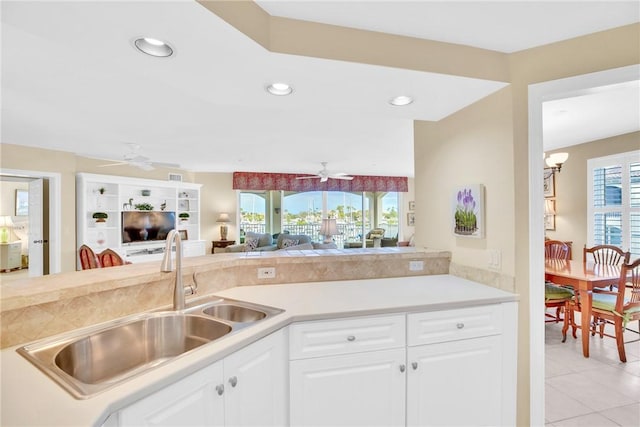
528, 64, 640, 425
0, 169, 62, 276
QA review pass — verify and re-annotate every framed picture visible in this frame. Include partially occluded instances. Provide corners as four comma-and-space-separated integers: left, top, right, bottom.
178, 229, 188, 240
543, 171, 555, 197
408, 201, 415, 211
545, 214, 556, 231
544, 199, 556, 231
15, 190, 28, 216
407, 212, 415, 226
452, 184, 485, 238
178, 199, 190, 211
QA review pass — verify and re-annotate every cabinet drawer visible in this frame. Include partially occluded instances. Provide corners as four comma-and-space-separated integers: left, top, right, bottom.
290, 314, 405, 360
408, 304, 502, 346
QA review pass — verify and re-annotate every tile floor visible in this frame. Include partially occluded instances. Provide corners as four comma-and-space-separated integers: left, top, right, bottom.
545, 318, 640, 426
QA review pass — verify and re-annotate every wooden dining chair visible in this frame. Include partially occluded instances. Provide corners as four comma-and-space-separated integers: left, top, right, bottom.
78, 244, 100, 270
544, 240, 573, 323
584, 245, 630, 336
98, 249, 127, 268
563, 257, 640, 362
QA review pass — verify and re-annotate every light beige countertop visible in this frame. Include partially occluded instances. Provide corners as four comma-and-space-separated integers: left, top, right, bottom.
1, 274, 517, 427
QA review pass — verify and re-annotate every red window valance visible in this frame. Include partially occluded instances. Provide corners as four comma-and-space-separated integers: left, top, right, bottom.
233, 172, 408, 192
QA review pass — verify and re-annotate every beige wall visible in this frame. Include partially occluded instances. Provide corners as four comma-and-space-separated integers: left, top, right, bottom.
414, 87, 516, 277
546, 131, 640, 254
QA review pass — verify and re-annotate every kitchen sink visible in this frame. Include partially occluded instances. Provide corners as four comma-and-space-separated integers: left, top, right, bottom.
202, 304, 267, 322
17, 297, 283, 399
54, 313, 231, 385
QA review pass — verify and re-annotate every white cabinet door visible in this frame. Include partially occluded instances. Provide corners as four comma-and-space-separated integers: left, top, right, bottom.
407, 335, 502, 427
290, 348, 406, 427
119, 361, 224, 426
224, 329, 287, 427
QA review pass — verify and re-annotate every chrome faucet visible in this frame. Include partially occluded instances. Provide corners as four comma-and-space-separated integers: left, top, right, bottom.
161, 229, 185, 311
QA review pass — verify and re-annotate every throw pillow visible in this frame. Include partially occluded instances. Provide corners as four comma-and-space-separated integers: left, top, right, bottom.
281, 238, 299, 248
245, 237, 259, 251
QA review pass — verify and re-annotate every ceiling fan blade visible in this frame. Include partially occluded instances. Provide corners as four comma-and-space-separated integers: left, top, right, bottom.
151, 161, 181, 169
136, 163, 154, 171
320, 176, 328, 183
332, 175, 354, 180
98, 162, 128, 167
295, 175, 320, 180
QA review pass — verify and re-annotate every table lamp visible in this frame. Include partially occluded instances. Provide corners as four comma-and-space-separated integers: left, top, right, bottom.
0, 216, 15, 244
217, 213, 230, 241
319, 218, 338, 244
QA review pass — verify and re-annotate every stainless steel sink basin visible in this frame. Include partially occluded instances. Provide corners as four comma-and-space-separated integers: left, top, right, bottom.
202, 304, 267, 322
54, 313, 231, 385
17, 297, 283, 399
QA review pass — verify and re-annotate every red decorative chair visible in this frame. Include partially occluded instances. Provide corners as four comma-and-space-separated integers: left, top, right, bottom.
98, 249, 127, 267
544, 240, 573, 323
78, 245, 100, 270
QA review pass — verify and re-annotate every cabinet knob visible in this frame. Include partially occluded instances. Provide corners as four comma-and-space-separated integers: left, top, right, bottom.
399, 364, 406, 373
456, 323, 465, 329
229, 376, 238, 387
411, 362, 418, 370
215, 384, 224, 396
347, 335, 356, 342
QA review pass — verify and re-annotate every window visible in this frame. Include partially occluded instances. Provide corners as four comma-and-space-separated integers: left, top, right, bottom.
588, 150, 640, 256
239, 191, 267, 235
281, 191, 398, 247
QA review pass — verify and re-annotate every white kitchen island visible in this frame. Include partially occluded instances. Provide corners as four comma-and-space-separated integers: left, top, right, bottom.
1, 275, 518, 426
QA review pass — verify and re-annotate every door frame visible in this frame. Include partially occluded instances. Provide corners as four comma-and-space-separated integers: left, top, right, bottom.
527, 63, 640, 425
0, 168, 62, 274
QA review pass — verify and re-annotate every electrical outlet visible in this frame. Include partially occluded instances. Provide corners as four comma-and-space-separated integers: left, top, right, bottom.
487, 249, 502, 270
257, 267, 276, 279
409, 260, 424, 271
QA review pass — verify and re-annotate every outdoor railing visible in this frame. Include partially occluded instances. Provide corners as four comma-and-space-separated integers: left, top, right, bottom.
239, 222, 398, 248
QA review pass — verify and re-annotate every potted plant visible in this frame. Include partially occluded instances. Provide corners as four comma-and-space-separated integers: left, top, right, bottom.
92, 212, 108, 226
134, 203, 154, 211
179, 212, 190, 223
98, 187, 106, 195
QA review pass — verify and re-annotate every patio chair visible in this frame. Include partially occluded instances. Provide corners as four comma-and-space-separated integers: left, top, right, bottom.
563, 257, 640, 362
544, 240, 573, 323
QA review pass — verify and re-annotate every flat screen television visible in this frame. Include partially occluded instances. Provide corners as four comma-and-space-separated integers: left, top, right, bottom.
121, 211, 175, 244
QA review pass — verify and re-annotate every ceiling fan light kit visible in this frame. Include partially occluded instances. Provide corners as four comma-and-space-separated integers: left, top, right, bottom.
296, 162, 354, 182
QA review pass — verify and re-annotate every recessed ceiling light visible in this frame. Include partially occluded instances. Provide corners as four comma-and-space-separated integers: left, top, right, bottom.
134, 37, 174, 57
389, 95, 414, 106
266, 83, 293, 96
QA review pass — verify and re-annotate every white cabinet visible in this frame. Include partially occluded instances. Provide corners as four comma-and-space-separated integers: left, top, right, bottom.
0, 242, 22, 272
406, 303, 517, 427
291, 348, 406, 427
119, 361, 224, 426
76, 173, 205, 267
117, 329, 287, 427
289, 315, 406, 427
289, 304, 517, 427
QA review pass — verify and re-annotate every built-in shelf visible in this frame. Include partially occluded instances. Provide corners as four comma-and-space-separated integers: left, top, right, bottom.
76, 173, 205, 269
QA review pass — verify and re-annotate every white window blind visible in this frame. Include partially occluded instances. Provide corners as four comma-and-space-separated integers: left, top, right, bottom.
588, 150, 640, 257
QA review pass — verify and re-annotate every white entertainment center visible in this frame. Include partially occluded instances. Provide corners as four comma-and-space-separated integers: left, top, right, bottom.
76, 173, 205, 268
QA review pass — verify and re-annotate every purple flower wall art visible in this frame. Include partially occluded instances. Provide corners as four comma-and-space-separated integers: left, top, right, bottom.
453, 185, 484, 238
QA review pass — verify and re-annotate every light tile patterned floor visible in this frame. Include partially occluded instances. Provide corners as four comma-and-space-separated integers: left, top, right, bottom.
545, 319, 640, 427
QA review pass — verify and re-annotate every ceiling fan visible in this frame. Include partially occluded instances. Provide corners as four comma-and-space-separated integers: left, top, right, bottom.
296, 162, 354, 183
97, 143, 180, 171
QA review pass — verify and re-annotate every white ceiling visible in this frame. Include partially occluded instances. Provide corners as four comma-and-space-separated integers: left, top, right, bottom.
1, 1, 638, 177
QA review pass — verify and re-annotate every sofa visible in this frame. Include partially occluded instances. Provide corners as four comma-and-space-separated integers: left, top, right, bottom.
224, 232, 317, 252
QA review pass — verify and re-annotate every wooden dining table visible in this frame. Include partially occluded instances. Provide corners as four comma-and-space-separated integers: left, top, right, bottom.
544, 259, 622, 358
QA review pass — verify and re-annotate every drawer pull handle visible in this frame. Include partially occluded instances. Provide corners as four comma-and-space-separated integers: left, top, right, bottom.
456, 323, 465, 329
411, 362, 418, 370
215, 384, 224, 396
347, 335, 356, 342
229, 376, 238, 387
399, 364, 406, 373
